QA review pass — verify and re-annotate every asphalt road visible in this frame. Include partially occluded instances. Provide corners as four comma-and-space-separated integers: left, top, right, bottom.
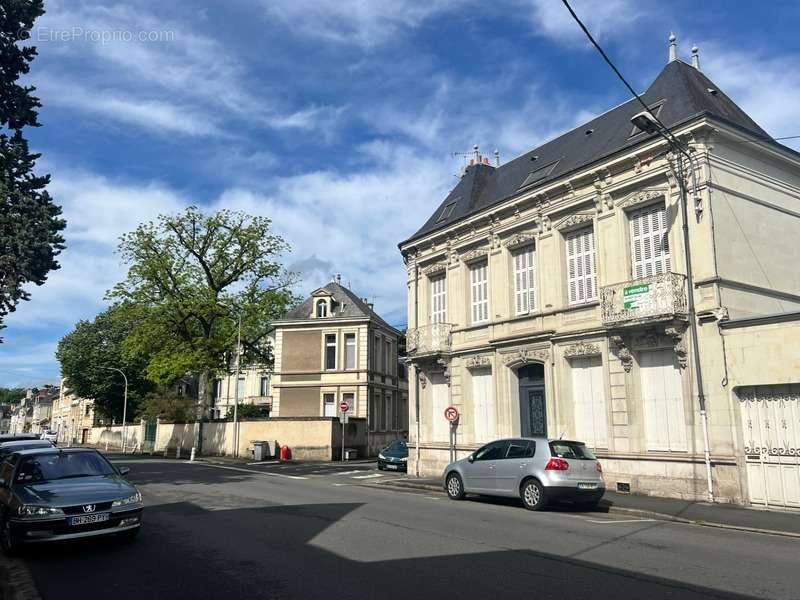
13, 456, 800, 600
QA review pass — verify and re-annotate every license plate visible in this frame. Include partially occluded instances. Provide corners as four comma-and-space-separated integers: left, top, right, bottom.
69, 513, 110, 526
386, 464, 398, 470
577, 483, 598, 490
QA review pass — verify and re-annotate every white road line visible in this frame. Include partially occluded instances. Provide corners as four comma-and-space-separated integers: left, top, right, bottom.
351, 473, 384, 480
335, 470, 366, 476
586, 518, 658, 524
197, 462, 308, 480
246, 460, 280, 466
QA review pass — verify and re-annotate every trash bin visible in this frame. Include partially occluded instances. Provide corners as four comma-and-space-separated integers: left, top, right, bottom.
252, 441, 269, 461
344, 448, 357, 461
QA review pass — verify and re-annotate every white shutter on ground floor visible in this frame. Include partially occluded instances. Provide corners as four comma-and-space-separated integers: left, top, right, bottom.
570, 356, 608, 449
471, 369, 496, 443
640, 349, 687, 451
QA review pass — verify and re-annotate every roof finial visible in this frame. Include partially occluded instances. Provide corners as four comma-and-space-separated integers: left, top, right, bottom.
691, 45, 700, 70
669, 32, 677, 62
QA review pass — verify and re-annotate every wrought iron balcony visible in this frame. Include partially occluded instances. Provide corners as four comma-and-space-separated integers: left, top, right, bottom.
407, 323, 453, 357
601, 272, 688, 327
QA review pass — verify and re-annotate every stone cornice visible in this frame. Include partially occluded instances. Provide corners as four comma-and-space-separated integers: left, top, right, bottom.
553, 211, 594, 232
616, 188, 668, 211
503, 231, 536, 250
460, 246, 490, 264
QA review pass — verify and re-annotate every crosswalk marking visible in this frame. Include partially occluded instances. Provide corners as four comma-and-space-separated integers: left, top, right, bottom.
351, 473, 384, 480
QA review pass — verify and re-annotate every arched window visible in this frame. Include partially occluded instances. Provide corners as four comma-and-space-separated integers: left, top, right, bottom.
316, 299, 327, 317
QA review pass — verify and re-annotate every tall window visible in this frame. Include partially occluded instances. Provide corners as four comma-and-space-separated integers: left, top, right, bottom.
472, 369, 496, 442
325, 334, 337, 370
470, 261, 489, 323
373, 336, 381, 372
570, 356, 607, 449
259, 376, 270, 397
430, 275, 446, 323
323, 393, 336, 417
566, 226, 597, 305
316, 299, 327, 317
344, 333, 356, 370
236, 376, 246, 399
513, 245, 537, 315
630, 202, 670, 278
342, 392, 355, 415
384, 340, 391, 374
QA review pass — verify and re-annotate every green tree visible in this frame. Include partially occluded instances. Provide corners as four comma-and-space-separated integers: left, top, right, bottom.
138, 392, 195, 423
0, 1, 66, 337
0, 387, 25, 404
108, 206, 296, 415
227, 403, 266, 420
56, 305, 154, 421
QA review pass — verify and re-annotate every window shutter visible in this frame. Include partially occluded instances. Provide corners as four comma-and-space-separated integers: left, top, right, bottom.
470, 261, 489, 323
566, 226, 596, 305
430, 276, 446, 324
570, 356, 607, 449
472, 370, 495, 442
514, 246, 536, 315
630, 203, 670, 279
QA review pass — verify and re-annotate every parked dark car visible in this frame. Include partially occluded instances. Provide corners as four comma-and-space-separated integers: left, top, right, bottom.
0, 448, 143, 553
377, 440, 408, 472
0, 440, 54, 460
0, 434, 41, 442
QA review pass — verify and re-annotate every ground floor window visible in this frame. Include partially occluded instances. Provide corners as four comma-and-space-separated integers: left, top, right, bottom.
431, 374, 449, 442
323, 393, 336, 417
640, 349, 686, 451
471, 369, 495, 443
570, 356, 608, 449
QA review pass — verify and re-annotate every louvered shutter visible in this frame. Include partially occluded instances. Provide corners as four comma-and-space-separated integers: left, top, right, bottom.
640, 349, 687, 451
430, 276, 446, 324
571, 356, 608, 449
472, 370, 495, 442
470, 261, 489, 323
514, 246, 536, 315
630, 203, 670, 279
566, 227, 596, 305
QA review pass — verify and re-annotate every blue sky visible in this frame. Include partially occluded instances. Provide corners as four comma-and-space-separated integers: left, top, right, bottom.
2, 0, 800, 387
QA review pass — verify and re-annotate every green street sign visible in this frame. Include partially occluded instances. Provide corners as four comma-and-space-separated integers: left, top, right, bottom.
623, 283, 651, 309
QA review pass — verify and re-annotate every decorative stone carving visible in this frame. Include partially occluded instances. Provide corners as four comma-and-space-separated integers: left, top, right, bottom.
436, 357, 451, 385
465, 354, 492, 370
664, 323, 688, 369
534, 192, 549, 208
419, 373, 427, 389
563, 341, 601, 358
563, 182, 575, 198
502, 347, 551, 367
554, 212, 594, 231
504, 232, 536, 250
423, 261, 447, 276
461, 246, 490, 264
610, 334, 633, 373
616, 188, 668, 211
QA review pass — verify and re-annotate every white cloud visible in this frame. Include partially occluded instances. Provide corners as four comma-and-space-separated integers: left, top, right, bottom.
519, 0, 646, 45
260, 0, 470, 47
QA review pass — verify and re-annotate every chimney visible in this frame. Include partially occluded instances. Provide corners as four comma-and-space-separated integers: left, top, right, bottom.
691, 45, 701, 70
494, 149, 500, 167
668, 32, 677, 62
336, 273, 341, 285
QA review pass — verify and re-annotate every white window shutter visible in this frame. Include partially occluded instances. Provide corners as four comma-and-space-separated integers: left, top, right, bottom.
470, 262, 489, 323
514, 246, 536, 315
430, 276, 446, 324
472, 370, 495, 442
571, 356, 607, 449
566, 227, 596, 305
630, 203, 670, 279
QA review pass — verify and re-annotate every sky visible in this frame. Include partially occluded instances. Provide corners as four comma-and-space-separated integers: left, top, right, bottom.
2, 0, 800, 387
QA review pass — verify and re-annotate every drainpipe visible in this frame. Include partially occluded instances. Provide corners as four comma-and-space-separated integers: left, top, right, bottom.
414, 262, 421, 478
674, 155, 715, 503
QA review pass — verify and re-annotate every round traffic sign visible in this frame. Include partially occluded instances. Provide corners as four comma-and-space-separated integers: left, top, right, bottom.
444, 406, 459, 422
340, 400, 350, 413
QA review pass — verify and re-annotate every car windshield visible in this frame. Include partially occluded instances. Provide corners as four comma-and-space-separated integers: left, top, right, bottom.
549, 441, 596, 460
385, 441, 407, 452
15, 452, 115, 484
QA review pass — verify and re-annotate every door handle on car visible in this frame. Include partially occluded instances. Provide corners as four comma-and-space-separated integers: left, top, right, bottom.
519, 463, 527, 468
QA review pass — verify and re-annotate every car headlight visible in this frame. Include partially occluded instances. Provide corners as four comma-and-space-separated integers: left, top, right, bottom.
112, 492, 142, 507
378, 453, 386, 460
17, 505, 65, 518
398, 456, 407, 462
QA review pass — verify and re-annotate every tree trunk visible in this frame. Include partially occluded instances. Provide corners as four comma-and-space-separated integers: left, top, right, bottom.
197, 370, 212, 419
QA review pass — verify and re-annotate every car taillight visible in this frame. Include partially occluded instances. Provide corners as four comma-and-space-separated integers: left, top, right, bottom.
596, 462, 603, 473
545, 458, 569, 471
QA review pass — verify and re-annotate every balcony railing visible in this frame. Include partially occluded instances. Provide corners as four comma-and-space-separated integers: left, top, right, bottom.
601, 272, 688, 326
407, 323, 453, 356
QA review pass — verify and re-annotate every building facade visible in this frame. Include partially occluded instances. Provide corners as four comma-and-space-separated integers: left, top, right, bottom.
270, 279, 408, 454
400, 44, 800, 506
51, 383, 96, 445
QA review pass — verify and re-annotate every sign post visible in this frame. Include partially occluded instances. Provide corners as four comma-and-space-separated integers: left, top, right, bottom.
340, 400, 350, 462
444, 406, 460, 464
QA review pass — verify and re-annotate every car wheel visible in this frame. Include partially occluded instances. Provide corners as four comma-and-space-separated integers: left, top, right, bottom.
377, 463, 384, 471
0, 517, 18, 555
521, 479, 547, 511
445, 472, 465, 500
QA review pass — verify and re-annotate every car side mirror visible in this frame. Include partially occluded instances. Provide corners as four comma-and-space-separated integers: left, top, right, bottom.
467, 455, 474, 463
118, 466, 130, 476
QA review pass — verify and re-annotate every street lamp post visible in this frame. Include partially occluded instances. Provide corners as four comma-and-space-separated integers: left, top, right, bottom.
232, 315, 242, 458
105, 367, 129, 453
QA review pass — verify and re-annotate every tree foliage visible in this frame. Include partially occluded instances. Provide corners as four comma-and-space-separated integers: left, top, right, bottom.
227, 403, 266, 420
0, 1, 66, 337
56, 305, 154, 421
0, 387, 25, 404
108, 206, 297, 413
138, 392, 195, 423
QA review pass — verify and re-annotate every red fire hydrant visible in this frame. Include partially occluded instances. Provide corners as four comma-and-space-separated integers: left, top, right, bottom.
279, 445, 291, 461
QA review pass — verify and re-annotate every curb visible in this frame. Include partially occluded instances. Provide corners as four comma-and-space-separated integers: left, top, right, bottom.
371, 479, 800, 539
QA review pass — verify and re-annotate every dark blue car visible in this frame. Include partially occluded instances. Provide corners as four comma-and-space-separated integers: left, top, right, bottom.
377, 439, 408, 472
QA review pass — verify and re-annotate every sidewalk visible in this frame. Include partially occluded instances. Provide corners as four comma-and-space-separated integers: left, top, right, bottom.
375, 476, 800, 538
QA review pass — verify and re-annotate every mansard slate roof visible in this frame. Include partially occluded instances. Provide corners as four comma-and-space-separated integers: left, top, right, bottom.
280, 281, 395, 330
403, 60, 771, 245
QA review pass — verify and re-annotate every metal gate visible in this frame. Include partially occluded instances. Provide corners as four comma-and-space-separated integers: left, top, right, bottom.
143, 420, 157, 454
737, 384, 800, 509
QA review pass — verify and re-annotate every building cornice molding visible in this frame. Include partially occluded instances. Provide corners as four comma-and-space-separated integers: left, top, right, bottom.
422, 261, 448, 276
553, 211, 594, 232
501, 346, 551, 368
503, 231, 536, 250
616, 187, 669, 211
460, 246, 490, 264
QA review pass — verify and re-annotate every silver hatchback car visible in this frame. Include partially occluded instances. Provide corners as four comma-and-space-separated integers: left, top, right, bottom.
443, 437, 605, 511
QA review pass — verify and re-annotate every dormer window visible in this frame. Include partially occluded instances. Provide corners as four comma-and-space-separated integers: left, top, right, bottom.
316, 299, 328, 318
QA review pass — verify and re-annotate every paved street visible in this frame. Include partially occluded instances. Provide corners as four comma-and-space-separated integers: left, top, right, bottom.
9, 455, 800, 600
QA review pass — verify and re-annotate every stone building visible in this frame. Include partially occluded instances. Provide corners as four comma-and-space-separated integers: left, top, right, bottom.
269, 279, 408, 454
399, 40, 800, 507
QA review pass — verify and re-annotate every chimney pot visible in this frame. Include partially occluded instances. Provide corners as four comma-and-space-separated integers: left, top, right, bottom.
669, 32, 677, 63
691, 45, 700, 70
